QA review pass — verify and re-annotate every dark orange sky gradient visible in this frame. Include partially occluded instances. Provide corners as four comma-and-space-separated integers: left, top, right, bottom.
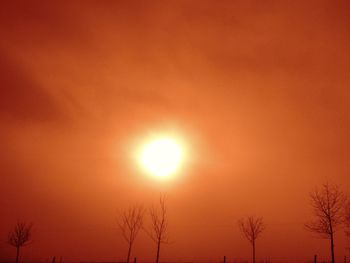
1, 1, 350, 262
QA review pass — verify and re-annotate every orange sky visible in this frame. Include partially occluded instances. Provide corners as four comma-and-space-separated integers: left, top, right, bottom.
1, 1, 350, 262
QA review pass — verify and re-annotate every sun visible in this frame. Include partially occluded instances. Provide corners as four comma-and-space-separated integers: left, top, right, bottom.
140, 137, 184, 178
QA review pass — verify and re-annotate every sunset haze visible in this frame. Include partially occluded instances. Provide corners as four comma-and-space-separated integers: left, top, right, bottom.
1, 1, 350, 263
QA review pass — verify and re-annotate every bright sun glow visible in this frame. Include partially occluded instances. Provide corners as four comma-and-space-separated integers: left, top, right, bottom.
140, 137, 183, 178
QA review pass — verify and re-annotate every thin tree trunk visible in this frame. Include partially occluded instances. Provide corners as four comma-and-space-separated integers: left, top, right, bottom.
156, 239, 161, 263
331, 233, 335, 263
126, 243, 132, 263
16, 246, 20, 263
253, 240, 256, 263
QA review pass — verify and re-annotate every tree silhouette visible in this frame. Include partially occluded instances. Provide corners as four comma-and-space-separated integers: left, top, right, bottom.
8, 221, 33, 263
345, 201, 350, 245
117, 205, 145, 263
305, 182, 347, 263
147, 195, 169, 263
238, 216, 265, 263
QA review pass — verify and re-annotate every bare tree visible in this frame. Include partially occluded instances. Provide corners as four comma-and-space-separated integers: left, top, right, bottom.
305, 182, 347, 263
117, 205, 145, 263
8, 221, 33, 263
147, 195, 169, 263
345, 201, 350, 247
238, 216, 265, 263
